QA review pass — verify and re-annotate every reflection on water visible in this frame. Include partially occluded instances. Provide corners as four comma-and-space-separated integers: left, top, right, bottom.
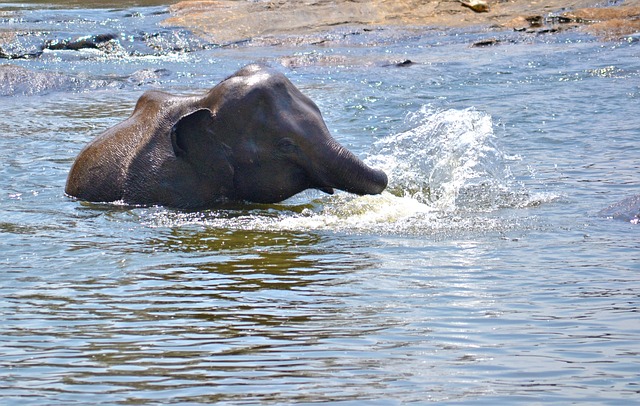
3, 208, 638, 403
3, 223, 395, 404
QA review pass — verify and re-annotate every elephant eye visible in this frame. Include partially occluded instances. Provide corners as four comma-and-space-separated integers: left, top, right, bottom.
278, 137, 297, 153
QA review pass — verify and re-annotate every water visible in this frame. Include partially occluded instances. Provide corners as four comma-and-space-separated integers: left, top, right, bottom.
1, 2, 639, 404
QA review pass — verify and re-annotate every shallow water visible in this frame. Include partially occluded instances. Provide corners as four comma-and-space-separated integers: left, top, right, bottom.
1, 2, 639, 405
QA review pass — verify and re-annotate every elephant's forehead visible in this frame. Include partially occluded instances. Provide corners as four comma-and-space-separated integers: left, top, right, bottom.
242, 71, 272, 87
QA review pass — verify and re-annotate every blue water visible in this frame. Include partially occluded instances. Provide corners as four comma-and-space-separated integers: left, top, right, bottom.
1, 3, 639, 405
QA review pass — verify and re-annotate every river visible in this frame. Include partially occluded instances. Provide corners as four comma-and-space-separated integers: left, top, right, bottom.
1, 2, 639, 404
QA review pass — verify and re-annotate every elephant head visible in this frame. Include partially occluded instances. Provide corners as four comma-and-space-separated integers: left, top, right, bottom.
66, 64, 388, 209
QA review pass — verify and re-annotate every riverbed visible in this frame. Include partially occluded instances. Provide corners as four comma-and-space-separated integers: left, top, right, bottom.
1, 2, 639, 404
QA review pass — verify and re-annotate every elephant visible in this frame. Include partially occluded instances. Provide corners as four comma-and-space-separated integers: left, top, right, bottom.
65, 64, 388, 209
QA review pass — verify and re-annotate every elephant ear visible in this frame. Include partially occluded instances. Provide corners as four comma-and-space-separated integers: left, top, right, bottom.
171, 109, 215, 158
170, 108, 234, 178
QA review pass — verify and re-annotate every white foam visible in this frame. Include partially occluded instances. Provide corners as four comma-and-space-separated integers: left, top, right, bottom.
274, 192, 434, 232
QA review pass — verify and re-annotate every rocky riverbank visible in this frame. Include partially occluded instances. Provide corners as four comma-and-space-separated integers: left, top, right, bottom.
164, 0, 640, 44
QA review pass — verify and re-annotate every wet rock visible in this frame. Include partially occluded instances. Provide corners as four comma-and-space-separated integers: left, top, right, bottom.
598, 194, 640, 224
380, 59, 416, 67
503, 13, 578, 35
278, 52, 419, 69
0, 64, 86, 96
43, 33, 118, 51
163, 0, 464, 44
504, 16, 534, 32
0, 4, 210, 61
0, 31, 15, 46
525, 15, 544, 28
0, 46, 42, 60
1, 33, 125, 59
278, 54, 350, 68
459, 0, 489, 13
502, 5, 640, 40
0, 31, 44, 60
625, 32, 640, 42
562, 6, 640, 39
127, 68, 171, 85
166, 0, 631, 44
0, 64, 176, 96
141, 29, 211, 53
534, 27, 560, 35
1, 27, 208, 60
562, 6, 640, 23
471, 38, 500, 47
394, 59, 415, 67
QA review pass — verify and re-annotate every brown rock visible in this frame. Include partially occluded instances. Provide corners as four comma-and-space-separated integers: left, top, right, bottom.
563, 6, 640, 22
460, 1, 489, 13
163, 0, 640, 43
563, 6, 640, 39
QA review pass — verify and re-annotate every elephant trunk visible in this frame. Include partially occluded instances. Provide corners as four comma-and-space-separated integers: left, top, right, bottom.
318, 141, 388, 196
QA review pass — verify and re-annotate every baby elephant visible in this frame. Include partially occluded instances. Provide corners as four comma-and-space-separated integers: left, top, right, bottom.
65, 64, 388, 209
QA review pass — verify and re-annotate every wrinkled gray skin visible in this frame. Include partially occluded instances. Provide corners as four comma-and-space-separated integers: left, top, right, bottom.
66, 64, 388, 209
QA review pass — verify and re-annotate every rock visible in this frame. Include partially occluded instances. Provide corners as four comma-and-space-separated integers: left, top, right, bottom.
562, 6, 640, 23
43, 33, 118, 51
472, 38, 500, 47
0, 65, 84, 96
0, 31, 43, 60
278, 54, 350, 68
459, 0, 489, 13
127, 68, 171, 85
393, 59, 415, 67
0, 65, 168, 96
503, 16, 532, 31
599, 194, 640, 224
562, 6, 640, 39
164, 0, 639, 44
379, 59, 417, 67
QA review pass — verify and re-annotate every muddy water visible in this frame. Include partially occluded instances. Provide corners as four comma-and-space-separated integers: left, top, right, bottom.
1, 2, 639, 404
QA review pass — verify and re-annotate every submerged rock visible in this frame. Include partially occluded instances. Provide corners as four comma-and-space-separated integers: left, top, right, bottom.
381, 59, 417, 67
0, 65, 85, 96
599, 195, 640, 224
279, 54, 351, 68
471, 38, 501, 47
0, 64, 172, 96
0, 5, 210, 61
127, 68, 171, 85
394, 59, 416, 67
0, 30, 43, 60
43, 33, 118, 51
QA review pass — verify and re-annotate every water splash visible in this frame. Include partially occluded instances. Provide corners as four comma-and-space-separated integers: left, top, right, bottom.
144, 107, 555, 235
366, 106, 529, 212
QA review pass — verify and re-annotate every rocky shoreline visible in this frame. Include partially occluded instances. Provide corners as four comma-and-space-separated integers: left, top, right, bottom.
1, 0, 638, 94
164, 0, 640, 43
2, 1, 639, 55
